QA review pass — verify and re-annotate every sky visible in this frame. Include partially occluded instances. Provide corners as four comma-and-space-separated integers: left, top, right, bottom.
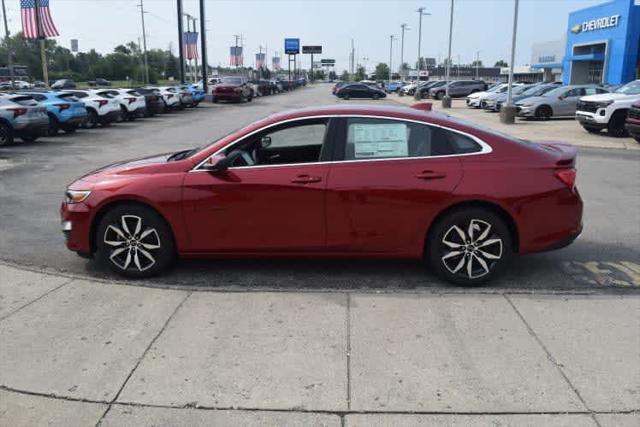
4, 0, 604, 71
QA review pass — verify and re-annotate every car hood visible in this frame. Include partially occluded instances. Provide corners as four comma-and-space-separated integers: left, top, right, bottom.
76, 152, 175, 184
467, 91, 487, 99
579, 93, 639, 102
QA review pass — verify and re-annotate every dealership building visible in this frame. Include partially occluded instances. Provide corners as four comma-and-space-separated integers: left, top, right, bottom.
531, 0, 640, 85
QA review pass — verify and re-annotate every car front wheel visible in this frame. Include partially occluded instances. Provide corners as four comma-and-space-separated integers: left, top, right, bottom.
427, 207, 512, 286
607, 111, 629, 138
0, 122, 14, 146
96, 204, 175, 278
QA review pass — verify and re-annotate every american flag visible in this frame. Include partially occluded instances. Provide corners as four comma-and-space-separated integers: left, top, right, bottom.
230, 46, 243, 66
272, 57, 281, 71
21, 0, 59, 39
183, 31, 198, 60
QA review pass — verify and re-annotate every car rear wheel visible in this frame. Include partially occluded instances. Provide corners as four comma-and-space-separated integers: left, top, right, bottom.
535, 105, 552, 120
83, 110, 98, 129
607, 111, 629, 138
372, 93, 380, 100
343, 94, 350, 100
427, 207, 512, 286
96, 204, 175, 278
436, 91, 444, 100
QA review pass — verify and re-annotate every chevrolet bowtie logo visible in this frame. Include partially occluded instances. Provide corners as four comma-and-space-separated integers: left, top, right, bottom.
571, 24, 582, 34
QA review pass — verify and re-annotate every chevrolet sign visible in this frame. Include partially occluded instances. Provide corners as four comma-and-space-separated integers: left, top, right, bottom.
572, 14, 620, 33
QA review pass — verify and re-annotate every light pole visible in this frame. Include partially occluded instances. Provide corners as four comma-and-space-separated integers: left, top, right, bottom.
416, 7, 431, 74
400, 24, 409, 80
389, 35, 396, 84
137, 0, 149, 84
475, 50, 480, 80
442, 0, 454, 108
500, 0, 520, 124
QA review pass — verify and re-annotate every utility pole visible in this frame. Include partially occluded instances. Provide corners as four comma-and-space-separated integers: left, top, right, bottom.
389, 35, 395, 83
34, 0, 49, 88
177, 0, 185, 83
258, 45, 263, 79
417, 7, 431, 74
400, 24, 409, 80
199, 0, 208, 95
476, 50, 480, 80
443, 0, 454, 108
137, 0, 149, 84
501, 0, 520, 124
350, 39, 355, 76
1, 0, 15, 86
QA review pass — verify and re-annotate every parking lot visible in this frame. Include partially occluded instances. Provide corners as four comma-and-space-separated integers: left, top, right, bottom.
1, 84, 638, 426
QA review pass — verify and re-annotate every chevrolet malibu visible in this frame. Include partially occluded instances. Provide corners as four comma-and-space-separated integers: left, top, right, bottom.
61, 105, 583, 285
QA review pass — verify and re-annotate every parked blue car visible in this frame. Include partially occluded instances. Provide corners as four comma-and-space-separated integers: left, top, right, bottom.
384, 81, 404, 93
19, 91, 87, 135
179, 85, 205, 106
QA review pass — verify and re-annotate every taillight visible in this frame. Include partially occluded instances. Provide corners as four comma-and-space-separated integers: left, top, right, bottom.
127, 97, 136, 104
555, 169, 576, 190
7, 107, 27, 118
54, 103, 70, 112
97, 100, 108, 108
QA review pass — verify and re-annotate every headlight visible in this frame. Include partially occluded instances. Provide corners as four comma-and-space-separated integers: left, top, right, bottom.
65, 190, 91, 204
519, 104, 533, 107
596, 101, 613, 108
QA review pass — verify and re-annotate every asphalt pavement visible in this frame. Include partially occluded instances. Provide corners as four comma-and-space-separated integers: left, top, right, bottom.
0, 84, 637, 291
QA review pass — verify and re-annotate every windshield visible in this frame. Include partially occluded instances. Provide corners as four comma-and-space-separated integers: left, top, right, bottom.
614, 80, 640, 95
540, 86, 567, 97
222, 77, 243, 85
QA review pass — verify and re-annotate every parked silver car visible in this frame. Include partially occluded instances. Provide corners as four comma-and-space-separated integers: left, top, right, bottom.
515, 85, 610, 119
0, 94, 49, 145
429, 80, 487, 100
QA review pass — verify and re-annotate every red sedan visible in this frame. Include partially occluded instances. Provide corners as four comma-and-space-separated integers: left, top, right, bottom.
61, 104, 582, 285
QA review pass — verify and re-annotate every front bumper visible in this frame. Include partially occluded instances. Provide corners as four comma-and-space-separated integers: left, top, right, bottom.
625, 120, 640, 137
60, 201, 93, 254
516, 105, 535, 117
213, 92, 243, 101
575, 112, 608, 128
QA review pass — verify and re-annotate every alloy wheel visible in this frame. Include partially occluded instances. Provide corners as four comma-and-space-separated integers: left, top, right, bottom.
103, 215, 161, 272
440, 219, 503, 280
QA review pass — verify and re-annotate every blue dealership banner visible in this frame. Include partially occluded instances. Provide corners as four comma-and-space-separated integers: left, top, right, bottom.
284, 38, 300, 54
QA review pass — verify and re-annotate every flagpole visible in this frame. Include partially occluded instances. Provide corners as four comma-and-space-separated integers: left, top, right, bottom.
1, 0, 15, 86
193, 18, 199, 84
34, 0, 49, 88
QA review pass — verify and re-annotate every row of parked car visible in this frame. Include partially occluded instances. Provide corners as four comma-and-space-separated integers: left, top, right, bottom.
465, 80, 640, 139
0, 83, 206, 146
206, 76, 307, 103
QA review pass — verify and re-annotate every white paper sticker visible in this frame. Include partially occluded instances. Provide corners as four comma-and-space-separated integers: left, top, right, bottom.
351, 123, 408, 158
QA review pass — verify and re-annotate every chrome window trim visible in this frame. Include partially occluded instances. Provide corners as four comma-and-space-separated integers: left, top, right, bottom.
191, 114, 493, 172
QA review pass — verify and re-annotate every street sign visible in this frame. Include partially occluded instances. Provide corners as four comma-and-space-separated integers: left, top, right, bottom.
320, 58, 335, 65
284, 38, 300, 54
302, 45, 322, 54
70, 39, 78, 53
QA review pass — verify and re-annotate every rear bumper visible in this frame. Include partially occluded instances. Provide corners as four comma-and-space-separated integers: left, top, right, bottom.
16, 120, 49, 137
63, 114, 88, 126
146, 101, 165, 114
99, 110, 121, 124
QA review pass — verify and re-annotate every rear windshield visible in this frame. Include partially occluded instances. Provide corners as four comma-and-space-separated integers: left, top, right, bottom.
57, 93, 80, 101
10, 96, 39, 106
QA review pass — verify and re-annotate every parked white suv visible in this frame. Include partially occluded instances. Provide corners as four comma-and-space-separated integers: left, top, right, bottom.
95, 89, 147, 121
466, 83, 508, 108
62, 90, 121, 128
575, 80, 640, 137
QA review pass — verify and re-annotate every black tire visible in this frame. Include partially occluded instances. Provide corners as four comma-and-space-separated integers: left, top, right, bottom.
0, 122, 13, 146
372, 93, 380, 100
248, 95, 253, 102
634, 136, 640, 144
119, 106, 128, 122
607, 110, 629, 138
213, 97, 218, 103
47, 114, 60, 136
343, 94, 350, 100
535, 105, 552, 120
426, 207, 513, 286
96, 204, 176, 278
192, 101, 200, 107
583, 126, 601, 134
83, 109, 98, 129
436, 91, 444, 100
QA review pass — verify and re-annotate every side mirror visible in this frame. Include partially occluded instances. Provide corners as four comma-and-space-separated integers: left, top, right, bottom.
201, 154, 230, 172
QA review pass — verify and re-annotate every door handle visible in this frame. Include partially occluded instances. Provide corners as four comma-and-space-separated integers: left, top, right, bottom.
291, 174, 322, 184
415, 170, 447, 180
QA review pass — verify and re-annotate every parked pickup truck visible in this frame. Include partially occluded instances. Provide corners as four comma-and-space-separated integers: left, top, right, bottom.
575, 79, 640, 137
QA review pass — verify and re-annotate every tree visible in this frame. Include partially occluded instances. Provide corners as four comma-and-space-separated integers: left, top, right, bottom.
471, 60, 483, 67
340, 70, 350, 81
374, 62, 390, 81
354, 65, 366, 81
494, 60, 508, 67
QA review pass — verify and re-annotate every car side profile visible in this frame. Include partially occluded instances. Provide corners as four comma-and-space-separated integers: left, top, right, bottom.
336, 83, 386, 100
18, 91, 87, 135
62, 90, 121, 127
430, 80, 487, 100
61, 105, 583, 286
0, 95, 49, 145
516, 85, 609, 119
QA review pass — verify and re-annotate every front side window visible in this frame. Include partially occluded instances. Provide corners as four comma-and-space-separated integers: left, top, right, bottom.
343, 118, 459, 161
222, 120, 328, 168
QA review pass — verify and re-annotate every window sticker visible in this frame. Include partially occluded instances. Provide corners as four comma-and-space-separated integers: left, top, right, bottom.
351, 123, 408, 158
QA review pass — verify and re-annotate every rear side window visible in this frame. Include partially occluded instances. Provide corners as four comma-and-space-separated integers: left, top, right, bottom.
444, 130, 483, 154
342, 118, 456, 160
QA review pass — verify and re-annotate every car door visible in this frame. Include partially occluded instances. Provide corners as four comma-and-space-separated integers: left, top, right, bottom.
556, 88, 582, 116
324, 117, 464, 255
181, 118, 335, 253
